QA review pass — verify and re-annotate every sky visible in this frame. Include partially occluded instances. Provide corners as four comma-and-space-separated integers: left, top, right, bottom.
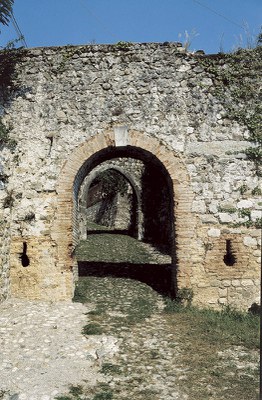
0, 0, 261, 54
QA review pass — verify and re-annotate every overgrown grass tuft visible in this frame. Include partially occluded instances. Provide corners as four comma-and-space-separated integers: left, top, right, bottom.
92, 384, 113, 400
163, 300, 259, 399
69, 385, 84, 397
101, 363, 122, 375
163, 298, 260, 349
82, 322, 103, 335
93, 392, 113, 400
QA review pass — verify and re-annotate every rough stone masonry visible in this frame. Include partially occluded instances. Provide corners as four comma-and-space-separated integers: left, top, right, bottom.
0, 42, 261, 309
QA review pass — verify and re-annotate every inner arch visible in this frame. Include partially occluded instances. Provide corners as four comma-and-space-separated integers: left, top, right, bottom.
73, 146, 174, 257
79, 165, 141, 239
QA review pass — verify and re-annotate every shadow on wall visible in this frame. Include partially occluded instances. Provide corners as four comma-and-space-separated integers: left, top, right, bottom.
78, 261, 173, 297
141, 162, 174, 255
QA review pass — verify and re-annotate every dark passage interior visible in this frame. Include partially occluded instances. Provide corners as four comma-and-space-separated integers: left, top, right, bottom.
74, 146, 176, 296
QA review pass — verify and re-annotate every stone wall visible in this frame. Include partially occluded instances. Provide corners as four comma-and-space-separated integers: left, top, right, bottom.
0, 42, 260, 308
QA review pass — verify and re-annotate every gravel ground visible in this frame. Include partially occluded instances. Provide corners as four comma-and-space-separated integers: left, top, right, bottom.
0, 300, 119, 399
0, 276, 258, 400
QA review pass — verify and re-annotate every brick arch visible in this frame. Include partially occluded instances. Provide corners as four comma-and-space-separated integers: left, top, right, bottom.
52, 129, 196, 298
78, 164, 143, 240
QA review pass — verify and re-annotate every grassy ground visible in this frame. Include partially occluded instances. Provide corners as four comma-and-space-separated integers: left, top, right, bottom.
163, 300, 260, 399
57, 276, 260, 400
75, 235, 155, 263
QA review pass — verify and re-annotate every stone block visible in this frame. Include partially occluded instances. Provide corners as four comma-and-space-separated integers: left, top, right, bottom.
237, 200, 253, 209
208, 228, 221, 238
231, 279, 240, 287
200, 214, 218, 224
243, 236, 257, 247
241, 279, 254, 287
191, 200, 206, 213
219, 288, 227, 297
218, 213, 233, 223
251, 210, 261, 221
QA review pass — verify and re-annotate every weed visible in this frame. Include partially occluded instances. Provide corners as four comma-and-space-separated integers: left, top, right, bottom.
126, 296, 156, 324
93, 392, 113, 400
178, 29, 199, 51
82, 323, 103, 335
3, 190, 14, 208
55, 385, 85, 400
100, 363, 121, 375
238, 208, 251, 220
87, 308, 104, 316
230, 219, 259, 228
56, 46, 77, 74
91, 169, 128, 198
166, 306, 259, 399
188, 306, 258, 349
238, 184, 248, 194
163, 289, 194, 309
163, 297, 184, 313
149, 349, 160, 359
0, 46, 26, 96
114, 41, 132, 50
0, 119, 9, 145
218, 206, 237, 214
0, 391, 7, 400
251, 186, 262, 196
164, 300, 259, 348
93, 384, 113, 400
137, 388, 158, 398
233, 21, 259, 50
176, 287, 194, 305
24, 212, 35, 222
69, 385, 83, 397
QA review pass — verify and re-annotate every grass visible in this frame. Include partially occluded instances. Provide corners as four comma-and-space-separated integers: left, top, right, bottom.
100, 363, 122, 375
93, 391, 113, 400
86, 221, 113, 231
55, 383, 113, 400
163, 298, 260, 349
75, 234, 154, 263
163, 299, 260, 399
61, 276, 260, 400
55, 397, 72, 400
82, 322, 103, 335
55, 385, 84, 400
74, 276, 158, 334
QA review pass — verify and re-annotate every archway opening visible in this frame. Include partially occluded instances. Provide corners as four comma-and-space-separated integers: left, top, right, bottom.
73, 145, 175, 296
87, 169, 135, 234
79, 166, 139, 239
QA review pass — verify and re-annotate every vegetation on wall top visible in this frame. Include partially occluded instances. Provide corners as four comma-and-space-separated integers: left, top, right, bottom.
198, 45, 262, 174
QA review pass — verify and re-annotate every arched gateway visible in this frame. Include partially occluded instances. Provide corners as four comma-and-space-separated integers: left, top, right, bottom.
4, 44, 260, 309
51, 128, 195, 300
